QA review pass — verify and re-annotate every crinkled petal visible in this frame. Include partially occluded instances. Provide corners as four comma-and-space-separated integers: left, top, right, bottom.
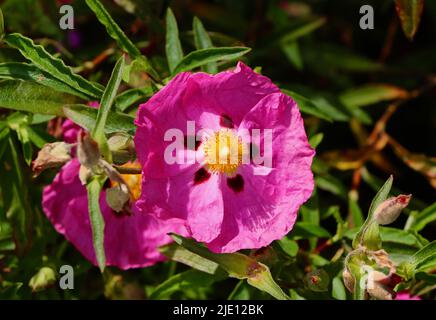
42, 159, 186, 269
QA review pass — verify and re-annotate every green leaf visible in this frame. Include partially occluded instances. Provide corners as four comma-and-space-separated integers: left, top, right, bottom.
149, 269, 227, 300
4, 33, 103, 99
172, 47, 251, 75
407, 202, 436, 232
0, 7, 4, 40
348, 193, 364, 228
332, 276, 347, 300
353, 175, 393, 249
193, 16, 217, 73
309, 133, 324, 149
279, 18, 326, 43
170, 234, 290, 300
0, 62, 90, 99
395, 0, 424, 41
281, 41, 303, 70
0, 80, 77, 115
410, 241, 436, 273
291, 222, 331, 239
282, 89, 332, 121
115, 86, 156, 112
278, 237, 299, 257
63, 104, 135, 136
86, 176, 106, 272
85, 0, 140, 57
16, 125, 32, 165
92, 56, 125, 161
339, 85, 409, 109
166, 8, 184, 73
160, 244, 221, 275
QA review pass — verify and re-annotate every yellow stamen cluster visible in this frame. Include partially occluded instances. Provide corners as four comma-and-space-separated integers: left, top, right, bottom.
203, 129, 247, 176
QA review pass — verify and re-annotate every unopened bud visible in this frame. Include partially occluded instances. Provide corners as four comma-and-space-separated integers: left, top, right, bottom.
28, 267, 56, 292
106, 184, 130, 212
77, 131, 101, 168
107, 133, 135, 163
374, 194, 411, 225
32, 142, 72, 177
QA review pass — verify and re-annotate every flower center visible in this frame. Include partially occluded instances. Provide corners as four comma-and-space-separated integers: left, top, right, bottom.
203, 129, 246, 176
111, 163, 142, 202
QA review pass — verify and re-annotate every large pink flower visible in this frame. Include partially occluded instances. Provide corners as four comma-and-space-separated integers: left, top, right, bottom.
134, 62, 315, 253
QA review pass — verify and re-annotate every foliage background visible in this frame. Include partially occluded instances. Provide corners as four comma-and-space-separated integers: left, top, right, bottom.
0, 0, 434, 300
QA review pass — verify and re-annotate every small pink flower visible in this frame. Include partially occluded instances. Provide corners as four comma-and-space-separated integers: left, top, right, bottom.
395, 292, 421, 300
42, 160, 186, 269
134, 62, 315, 253
43, 101, 187, 269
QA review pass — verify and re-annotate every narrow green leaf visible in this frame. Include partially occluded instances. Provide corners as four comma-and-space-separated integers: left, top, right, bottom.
0, 62, 90, 99
280, 18, 326, 43
172, 47, 251, 75
193, 16, 217, 73
115, 86, 156, 112
281, 41, 303, 70
86, 176, 106, 272
407, 202, 436, 232
171, 234, 290, 300
411, 241, 436, 272
283, 89, 332, 121
63, 104, 136, 136
340, 84, 409, 109
85, 0, 140, 57
309, 133, 324, 149
149, 269, 227, 300
4, 33, 103, 99
0, 7, 4, 40
368, 175, 393, 219
0, 80, 77, 115
291, 222, 331, 239
352, 176, 393, 249
166, 8, 184, 73
395, 0, 424, 41
332, 276, 347, 300
278, 238, 299, 257
92, 56, 125, 161
348, 193, 364, 228
160, 244, 221, 275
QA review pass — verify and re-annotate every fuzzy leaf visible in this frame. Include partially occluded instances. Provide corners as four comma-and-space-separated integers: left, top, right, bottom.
193, 16, 217, 73
0, 80, 77, 115
395, 0, 425, 41
166, 8, 184, 73
4, 33, 103, 99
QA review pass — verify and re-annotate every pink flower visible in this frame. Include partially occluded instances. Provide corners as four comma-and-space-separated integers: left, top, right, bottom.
134, 62, 315, 253
43, 101, 187, 269
395, 292, 421, 300
42, 159, 186, 269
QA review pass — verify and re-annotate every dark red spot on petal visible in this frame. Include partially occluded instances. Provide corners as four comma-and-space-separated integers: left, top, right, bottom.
220, 114, 234, 128
227, 174, 244, 193
184, 135, 201, 150
194, 167, 211, 185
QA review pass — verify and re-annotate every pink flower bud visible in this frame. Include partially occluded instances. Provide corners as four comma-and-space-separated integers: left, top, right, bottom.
374, 194, 411, 225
